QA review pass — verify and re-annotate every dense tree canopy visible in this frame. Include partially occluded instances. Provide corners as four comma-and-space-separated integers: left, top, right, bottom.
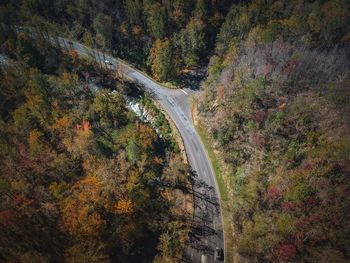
0, 26, 192, 262
0, 0, 235, 82
0, 0, 349, 262
198, 0, 350, 262
149, 38, 175, 82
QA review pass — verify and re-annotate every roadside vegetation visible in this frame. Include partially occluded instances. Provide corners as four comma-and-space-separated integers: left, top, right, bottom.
195, 121, 226, 201
198, 0, 350, 262
139, 95, 179, 152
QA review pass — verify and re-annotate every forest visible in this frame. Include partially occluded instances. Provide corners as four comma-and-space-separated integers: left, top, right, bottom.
1, 0, 350, 262
197, 0, 350, 262
0, 8, 194, 263
0, 0, 233, 83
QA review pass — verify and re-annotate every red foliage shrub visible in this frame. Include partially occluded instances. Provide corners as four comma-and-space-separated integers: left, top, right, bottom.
302, 162, 314, 171
282, 59, 297, 76
297, 214, 319, 229
83, 84, 90, 92
76, 121, 91, 132
18, 143, 27, 158
267, 186, 282, 204
294, 232, 305, 248
13, 194, 33, 207
83, 121, 91, 131
305, 196, 318, 206
250, 132, 266, 148
0, 210, 14, 226
251, 110, 268, 123
277, 243, 297, 261
262, 63, 273, 77
282, 202, 294, 211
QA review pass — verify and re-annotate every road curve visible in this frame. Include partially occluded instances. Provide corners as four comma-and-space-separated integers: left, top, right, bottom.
55, 36, 225, 263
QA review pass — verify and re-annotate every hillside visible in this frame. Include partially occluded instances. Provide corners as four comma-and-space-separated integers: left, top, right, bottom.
0, 26, 193, 262
197, 0, 350, 262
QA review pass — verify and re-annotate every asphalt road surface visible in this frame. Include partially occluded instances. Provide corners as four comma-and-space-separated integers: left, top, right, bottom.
54, 36, 225, 263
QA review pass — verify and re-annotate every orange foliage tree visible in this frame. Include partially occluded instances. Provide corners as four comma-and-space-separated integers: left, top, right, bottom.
60, 176, 105, 238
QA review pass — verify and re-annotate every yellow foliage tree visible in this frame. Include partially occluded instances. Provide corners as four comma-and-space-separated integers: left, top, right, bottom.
149, 38, 176, 81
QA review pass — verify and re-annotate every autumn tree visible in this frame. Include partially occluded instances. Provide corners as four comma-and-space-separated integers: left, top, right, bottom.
91, 89, 128, 129
149, 38, 176, 81
60, 176, 105, 238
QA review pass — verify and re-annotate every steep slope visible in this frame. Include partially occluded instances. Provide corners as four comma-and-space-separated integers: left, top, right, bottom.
0, 29, 192, 262
197, 0, 350, 262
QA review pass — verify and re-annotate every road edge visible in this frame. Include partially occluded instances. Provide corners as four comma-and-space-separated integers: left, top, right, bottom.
191, 99, 233, 263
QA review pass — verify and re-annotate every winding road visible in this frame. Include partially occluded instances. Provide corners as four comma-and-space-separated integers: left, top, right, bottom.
55, 36, 225, 263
